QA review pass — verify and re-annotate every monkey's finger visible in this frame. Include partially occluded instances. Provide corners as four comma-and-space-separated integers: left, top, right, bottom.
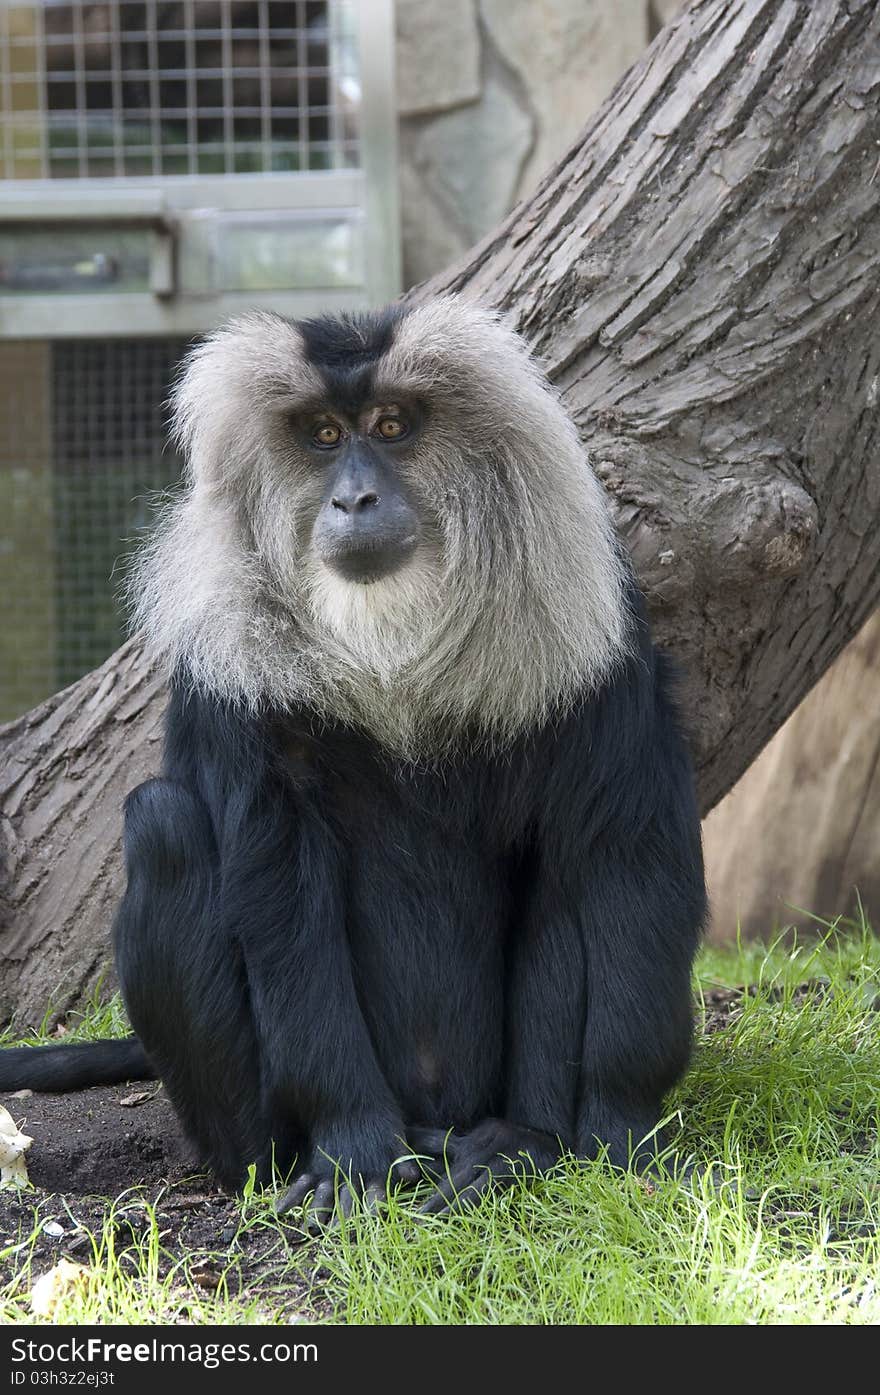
419, 1181, 452, 1215
419, 1179, 487, 1216
362, 1182, 386, 1212
322, 1178, 385, 1232
419, 1168, 485, 1215
419, 1157, 517, 1216
390, 1157, 422, 1186
301, 1179, 338, 1233
321, 1185, 355, 1233
275, 1172, 318, 1215
406, 1126, 459, 1159
311, 1179, 337, 1213
440, 1180, 494, 1215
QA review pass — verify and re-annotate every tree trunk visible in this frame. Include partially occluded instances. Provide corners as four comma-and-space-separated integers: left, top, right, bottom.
0, 640, 162, 1025
2, 0, 879, 1023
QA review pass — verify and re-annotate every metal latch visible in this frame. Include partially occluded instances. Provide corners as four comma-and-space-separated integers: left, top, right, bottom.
0, 188, 176, 297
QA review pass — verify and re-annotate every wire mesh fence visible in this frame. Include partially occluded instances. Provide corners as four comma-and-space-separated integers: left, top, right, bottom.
0, 336, 188, 719
0, 0, 358, 180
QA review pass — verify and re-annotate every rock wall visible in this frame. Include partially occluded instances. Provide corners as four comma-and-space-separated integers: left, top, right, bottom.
395, 0, 650, 287
703, 611, 880, 940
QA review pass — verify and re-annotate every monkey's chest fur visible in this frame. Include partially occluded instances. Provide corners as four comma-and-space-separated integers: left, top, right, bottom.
280, 723, 540, 1127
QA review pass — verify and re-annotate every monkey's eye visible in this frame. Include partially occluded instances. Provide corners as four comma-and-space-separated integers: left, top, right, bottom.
312, 422, 342, 448
375, 417, 408, 442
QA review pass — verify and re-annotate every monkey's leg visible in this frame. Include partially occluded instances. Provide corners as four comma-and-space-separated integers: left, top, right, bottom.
115, 777, 269, 1188
531, 643, 703, 1177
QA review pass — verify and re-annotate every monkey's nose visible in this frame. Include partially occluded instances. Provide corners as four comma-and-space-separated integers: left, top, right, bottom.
331, 491, 380, 513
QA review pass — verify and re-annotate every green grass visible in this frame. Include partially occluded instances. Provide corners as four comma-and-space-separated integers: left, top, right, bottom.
2, 920, 879, 1324
0, 979, 131, 1048
0, 1193, 293, 1325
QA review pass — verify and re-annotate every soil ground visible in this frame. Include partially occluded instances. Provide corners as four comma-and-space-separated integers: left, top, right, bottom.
0, 1081, 322, 1319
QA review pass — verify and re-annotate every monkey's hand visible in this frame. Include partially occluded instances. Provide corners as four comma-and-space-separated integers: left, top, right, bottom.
274, 1120, 421, 1231
415, 1118, 563, 1216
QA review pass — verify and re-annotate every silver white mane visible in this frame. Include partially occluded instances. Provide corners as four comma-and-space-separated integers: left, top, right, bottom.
128, 296, 632, 756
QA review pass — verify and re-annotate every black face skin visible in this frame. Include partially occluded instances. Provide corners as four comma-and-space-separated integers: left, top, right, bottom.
287, 306, 425, 585
303, 402, 423, 584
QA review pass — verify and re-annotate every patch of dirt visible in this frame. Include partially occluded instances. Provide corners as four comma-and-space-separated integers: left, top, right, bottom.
0, 1083, 325, 1319
700, 986, 749, 1034
1, 1082, 193, 1195
700, 978, 833, 1033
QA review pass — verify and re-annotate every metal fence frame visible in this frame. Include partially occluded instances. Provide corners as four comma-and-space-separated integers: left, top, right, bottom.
0, 0, 400, 336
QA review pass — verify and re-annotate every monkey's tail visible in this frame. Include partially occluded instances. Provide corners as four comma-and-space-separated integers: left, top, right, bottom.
0, 1038, 155, 1092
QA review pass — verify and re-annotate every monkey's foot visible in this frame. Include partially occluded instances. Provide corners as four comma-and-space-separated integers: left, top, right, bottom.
416, 1118, 562, 1216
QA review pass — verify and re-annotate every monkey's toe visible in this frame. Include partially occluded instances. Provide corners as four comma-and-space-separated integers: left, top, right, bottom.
419, 1117, 563, 1216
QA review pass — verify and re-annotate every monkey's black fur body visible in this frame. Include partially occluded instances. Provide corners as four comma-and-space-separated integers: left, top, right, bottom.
0, 588, 704, 1200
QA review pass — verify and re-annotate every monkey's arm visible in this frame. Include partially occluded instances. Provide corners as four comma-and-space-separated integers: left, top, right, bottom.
417, 862, 585, 1213
560, 647, 705, 1168
114, 775, 270, 1187
219, 790, 418, 1220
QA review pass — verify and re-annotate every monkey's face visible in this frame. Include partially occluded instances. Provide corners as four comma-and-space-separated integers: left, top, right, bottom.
297, 401, 424, 585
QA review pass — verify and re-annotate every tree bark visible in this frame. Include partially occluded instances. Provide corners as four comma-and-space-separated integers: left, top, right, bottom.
2, 0, 879, 1023
0, 641, 162, 1025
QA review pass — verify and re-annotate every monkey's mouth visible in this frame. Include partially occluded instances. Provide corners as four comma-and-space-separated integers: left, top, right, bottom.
314, 532, 420, 585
